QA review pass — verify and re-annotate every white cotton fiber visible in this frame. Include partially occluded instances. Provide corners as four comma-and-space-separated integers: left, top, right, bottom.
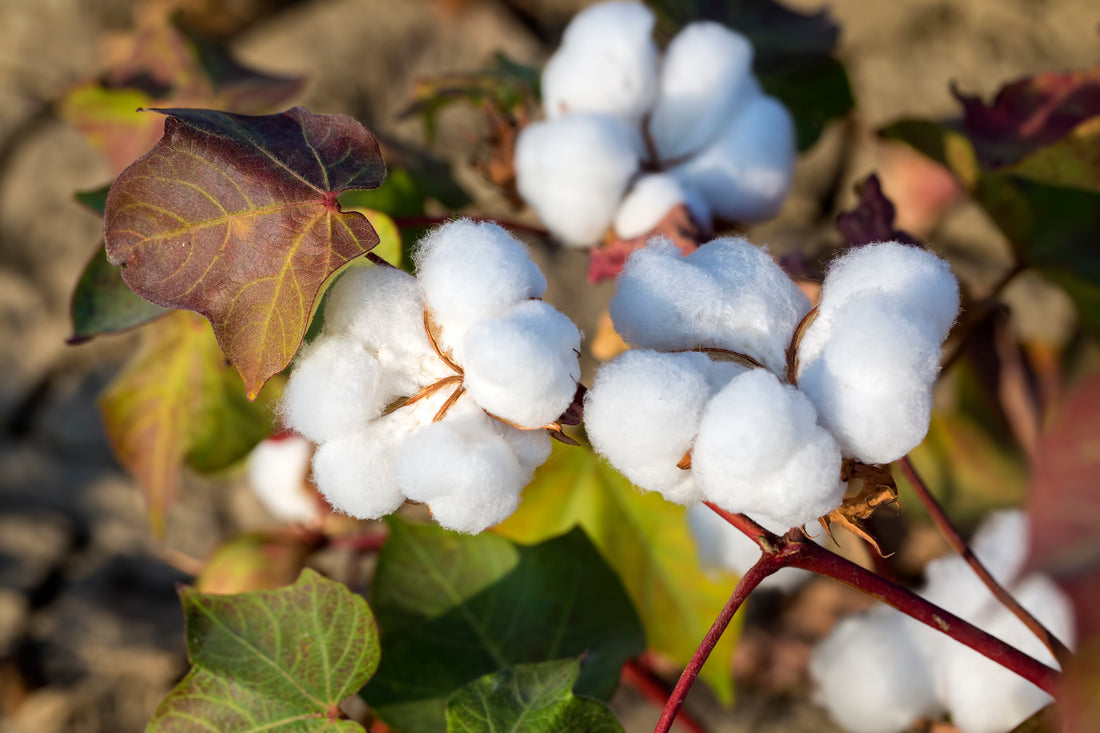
492, 420, 553, 472
672, 94, 795, 223
246, 435, 319, 523
586, 350, 736, 505
514, 114, 641, 247
613, 174, 695, 239
461, 300, 581, 428
693, 369, 845, 528
281, 335, 388, 444
414, 220, 548, 359
310, 429, 406, 519
969, 509, 1030, 585
798, 296, 941, 464
609, 238, 810, 373
648, 22, 757, 162
541, 1, 658, 125
810, 605, 940, 733
686, 504, 812, 592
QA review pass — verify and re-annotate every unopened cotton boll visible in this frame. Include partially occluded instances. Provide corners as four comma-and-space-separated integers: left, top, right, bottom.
694, 369, 844, 528
586, 350, 737, 505
311, 429, 406, 520
541, 1, 659, 125
672, 94, 795, 223
648, 22, 757, 162
686, 504, 812, 592
246, 435, 320, 523
515, 114, 640, 247
810, 605, 940, 733
281, 335, 388, 444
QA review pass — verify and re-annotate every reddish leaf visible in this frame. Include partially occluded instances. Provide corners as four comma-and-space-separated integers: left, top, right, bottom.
835, 174, 922, 248
1026, 370, 1100, 643
104, 106, 386, 398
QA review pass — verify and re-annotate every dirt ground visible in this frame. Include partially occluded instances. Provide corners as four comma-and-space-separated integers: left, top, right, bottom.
0, 0, 1097, 731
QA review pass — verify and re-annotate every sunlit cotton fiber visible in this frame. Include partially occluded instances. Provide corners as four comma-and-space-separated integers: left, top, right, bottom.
612, 174, 706, 239
246, 435, 319, 523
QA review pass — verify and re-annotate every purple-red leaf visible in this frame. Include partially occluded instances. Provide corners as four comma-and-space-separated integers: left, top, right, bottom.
835, 174, 922, 248
104, 106, 386, 398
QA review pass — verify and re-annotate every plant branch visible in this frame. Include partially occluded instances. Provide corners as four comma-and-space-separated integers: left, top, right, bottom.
622, 658, 708, 733
897, 455, 1073, 667
654, 549, 781, 733
392, 214, 549, 238
941, 261, 1026, 372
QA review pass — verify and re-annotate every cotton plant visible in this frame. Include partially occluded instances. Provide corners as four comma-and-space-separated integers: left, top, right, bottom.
585, 237, 960, 531
514, 0, 795, 247
280, 219, 581, 534
810, 510, 1076, 733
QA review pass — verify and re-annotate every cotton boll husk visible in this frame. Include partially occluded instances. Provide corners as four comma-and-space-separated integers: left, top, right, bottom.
694, 369, 845, 528
541, 2, 659, 125
686, 504, 811, 592
648, 22, 757, 162
461, 300, 581, 428
672, 94, 795, 223
310, 430, 406, 520
247, 435, 319, 523
414, 220, 548, 359
514, 114, 641, 247
281, 335, 388, 444
798, 296, 941, 464
395, 399, 526, 533
613, 174, 696, 239
810, 605, 940, 733
585, 350, 739, 504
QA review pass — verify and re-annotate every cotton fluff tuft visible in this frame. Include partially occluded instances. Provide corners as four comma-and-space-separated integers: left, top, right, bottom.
311, 430, 406, 520
693, 369, 844, 528
672, 94, 795, 223
686, 504, 812, 592
515, 114, 641, 247
613, 174, 706, 239
648, 22, 757, 162
246, 435, 320, 523
610, 238, 810, 373
462, 299, 581, 428
541, 1, 658, 124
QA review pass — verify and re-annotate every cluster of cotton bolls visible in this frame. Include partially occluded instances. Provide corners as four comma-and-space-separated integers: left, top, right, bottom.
514, 0, 795, 247
810, 510, 1075, 733
280, 220, 581, 534
584, 237, 960, 530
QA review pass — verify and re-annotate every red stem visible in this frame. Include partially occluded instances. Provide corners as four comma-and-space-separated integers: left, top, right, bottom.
392, 214, 549, 238
897, 456, 1073, 667
622, 659, 708, 733
654, 550, 781, 733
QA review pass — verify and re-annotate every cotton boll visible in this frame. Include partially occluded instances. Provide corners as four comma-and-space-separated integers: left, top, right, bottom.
586, 350, 737, 504
541, 2, 659, 125
492, 421, 553, 472
810, 605, 940, 733
246, 435, 320, 523
649, 22, 757, 162
694, 369, 845, 528
515, 114, 641, 247
310, 430, 406, 519
686, 504, 811, 592
613, 174, 696, 239
281, 335, 389, 444
672, 94, 795, 223
799, 296, 941, 463
461, 300, 581, 428
414, 220, 548, 359
969, 509, 1030, 586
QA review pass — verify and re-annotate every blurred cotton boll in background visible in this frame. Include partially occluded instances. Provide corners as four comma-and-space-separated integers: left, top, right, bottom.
246, 434, 323, 524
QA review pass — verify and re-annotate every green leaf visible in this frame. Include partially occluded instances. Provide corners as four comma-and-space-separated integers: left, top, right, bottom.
103, 106, 387, 399
362, 519, 645, 733
444, 659, 623, 733
69, 245, 170, 343
757, 54, 853, 152
75, 184, 112, 215
148, 568, 378, 732
494, 445, 740, 704
1005, 116, 1100, 193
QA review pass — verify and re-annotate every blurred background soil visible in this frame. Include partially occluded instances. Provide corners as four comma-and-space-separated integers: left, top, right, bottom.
0, 0, 1097, 731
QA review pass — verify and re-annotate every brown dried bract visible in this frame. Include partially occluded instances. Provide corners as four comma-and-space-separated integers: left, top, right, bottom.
818, 459, 899, 556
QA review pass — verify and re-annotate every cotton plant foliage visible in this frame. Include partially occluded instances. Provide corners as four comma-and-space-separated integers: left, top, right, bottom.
586, 237, 960, 531
809, 510, 1076, 733
515, 0, 795, 247
281, 220, 579, 534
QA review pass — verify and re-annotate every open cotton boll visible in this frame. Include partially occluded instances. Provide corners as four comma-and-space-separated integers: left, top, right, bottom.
672, 94, 795, 223
281, 335, 389, 444
694, 369, 844, 528
818, 242, 960, 344
810, 605, 940, 733
462, 300, 581, 428
799, 296, 941, 464
310, 430, 406, 520
515, 114, 640, 247
613, 174, 699, 239
648, 22, 757, 162
541, 2, 659, 125
247, 435, 319, 523
969, 509, 1030, 585
414, 220, 548, 358
492, 421, 553, 472
686, 504, 812, 592
586, 350, 736, 505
